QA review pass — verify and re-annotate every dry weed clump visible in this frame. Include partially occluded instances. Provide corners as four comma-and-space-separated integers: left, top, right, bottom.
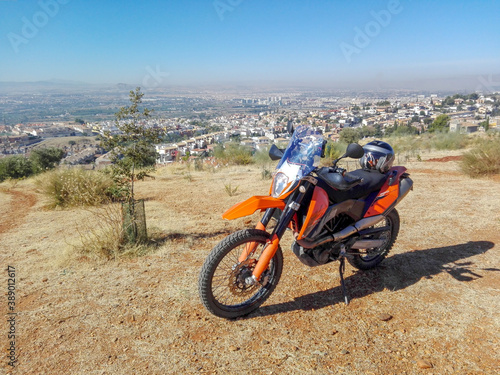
461, 138, 500, 177
76, 203, 125, 260
224, 182, 239, 196
75, 203, 163, 260
37, 168, 114, 208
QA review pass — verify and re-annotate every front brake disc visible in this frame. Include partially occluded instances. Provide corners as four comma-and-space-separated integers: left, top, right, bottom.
228, 259, 258, 296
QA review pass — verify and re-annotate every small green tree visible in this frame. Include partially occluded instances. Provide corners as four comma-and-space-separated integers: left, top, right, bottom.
100, 87, 163, 243
339, 128, 361, 144
101, 87, 162, 202
393, 124, 418, 136
479, 117, 490, 131
30, 147, 65, 173
429, 114, 450, 132
0, 156, 33, 181
358, 126, 376, 138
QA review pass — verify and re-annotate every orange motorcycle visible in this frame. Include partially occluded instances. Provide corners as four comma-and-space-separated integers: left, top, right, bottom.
199, 125, 413, 318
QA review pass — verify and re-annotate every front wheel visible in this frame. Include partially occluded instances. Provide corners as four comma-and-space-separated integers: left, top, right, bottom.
347, 209, 400, 270
198, 229, 283, 319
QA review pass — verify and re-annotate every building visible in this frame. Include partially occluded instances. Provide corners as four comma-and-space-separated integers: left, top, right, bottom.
450, 121, 479, 134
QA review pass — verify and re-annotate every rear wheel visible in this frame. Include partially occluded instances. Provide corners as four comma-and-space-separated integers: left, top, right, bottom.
347, 209, 400, 270
198, 229, 283, 319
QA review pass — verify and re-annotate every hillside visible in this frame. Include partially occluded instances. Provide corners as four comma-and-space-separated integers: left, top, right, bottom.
1, 151, 499, 374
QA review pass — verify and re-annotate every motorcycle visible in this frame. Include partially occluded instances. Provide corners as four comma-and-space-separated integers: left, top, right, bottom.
198, 124, 413, 319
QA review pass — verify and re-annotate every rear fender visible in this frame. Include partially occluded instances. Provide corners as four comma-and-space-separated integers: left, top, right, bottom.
364, 166, 410, 217
222, 196, 286, 220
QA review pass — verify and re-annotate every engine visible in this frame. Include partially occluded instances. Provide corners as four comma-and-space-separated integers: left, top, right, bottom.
292, 213, 354, 267
292, 241, 342, 267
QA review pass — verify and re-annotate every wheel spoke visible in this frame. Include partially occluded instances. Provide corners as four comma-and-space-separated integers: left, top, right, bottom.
346, 210, 399, 271
199, 229, 283, 318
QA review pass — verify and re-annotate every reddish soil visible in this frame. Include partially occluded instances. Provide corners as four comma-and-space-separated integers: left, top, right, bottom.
0, 190, 37, 235
426, 155, 462, 162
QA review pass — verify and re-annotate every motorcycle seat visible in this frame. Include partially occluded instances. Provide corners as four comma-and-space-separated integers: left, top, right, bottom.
318, 168, 388, 202
317, 168, 362, 191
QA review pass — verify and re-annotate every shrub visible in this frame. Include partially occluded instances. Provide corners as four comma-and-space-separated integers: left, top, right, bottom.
253, 146, 272, 164
0, 156, 33, 182
0, 147, 65, 183
430, 132, 469, 150
387, 135, 420, 154
324, 140, 346, 160
382, 132, 473, 154
30, 147, 65, 173
261, 166, 273, 180
215, 143, 254, 165
320, 141, 347, 166
37, 168, 115, 208
339, 128, 361, 144
194, 158, 204, 171
461, 138, 500, 178
428, 114, 450, 132
0, 161, 5, 181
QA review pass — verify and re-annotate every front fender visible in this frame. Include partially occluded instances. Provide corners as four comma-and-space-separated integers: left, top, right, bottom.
222, 196, 286, 220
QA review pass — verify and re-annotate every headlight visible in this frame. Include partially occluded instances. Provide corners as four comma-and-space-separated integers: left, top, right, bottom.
271, 172, 289, 198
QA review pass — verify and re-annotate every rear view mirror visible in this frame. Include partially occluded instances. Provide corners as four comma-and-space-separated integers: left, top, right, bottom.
269, 144, 284, 161
345, 143, 364, 159
286, 120, 294, 135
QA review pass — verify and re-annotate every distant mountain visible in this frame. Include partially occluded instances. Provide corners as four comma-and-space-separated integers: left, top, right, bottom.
1, 73, 498, 95
0, 80, 90, 94
0, 80, 136, 95
377, 75, 500, 93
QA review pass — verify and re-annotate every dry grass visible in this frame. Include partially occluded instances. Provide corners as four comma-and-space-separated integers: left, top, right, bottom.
36, 168, 114, 208
461, 138, 500, 177
74, 203, 126, 260
0, 152, 499, 374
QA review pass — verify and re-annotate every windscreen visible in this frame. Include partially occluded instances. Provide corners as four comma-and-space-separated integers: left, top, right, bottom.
276, 125, 323, 180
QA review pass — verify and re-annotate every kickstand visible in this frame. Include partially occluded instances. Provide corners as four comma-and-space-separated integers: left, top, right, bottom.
339, 257, 349, 305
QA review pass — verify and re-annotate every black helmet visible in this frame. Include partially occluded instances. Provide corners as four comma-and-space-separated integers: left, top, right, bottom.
359, 140, 395, 173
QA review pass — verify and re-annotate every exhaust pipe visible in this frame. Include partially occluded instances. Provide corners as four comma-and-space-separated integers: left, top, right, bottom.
350, 239, 385, 249
297, 215, 385, 249
397, 177, 413, 204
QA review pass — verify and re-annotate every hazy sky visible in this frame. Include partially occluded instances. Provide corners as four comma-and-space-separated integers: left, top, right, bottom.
1, 0, 499, 89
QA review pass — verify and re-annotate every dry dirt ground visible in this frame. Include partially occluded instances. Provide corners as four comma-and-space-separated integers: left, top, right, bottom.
1, 150, 499, 375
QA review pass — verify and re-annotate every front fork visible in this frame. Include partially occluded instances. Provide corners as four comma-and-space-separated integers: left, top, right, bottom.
245, 182, 311, 284
237, 207, 277, 263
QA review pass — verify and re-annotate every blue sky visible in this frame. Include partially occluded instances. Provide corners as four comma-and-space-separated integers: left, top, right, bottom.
1, 0, 499, 88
